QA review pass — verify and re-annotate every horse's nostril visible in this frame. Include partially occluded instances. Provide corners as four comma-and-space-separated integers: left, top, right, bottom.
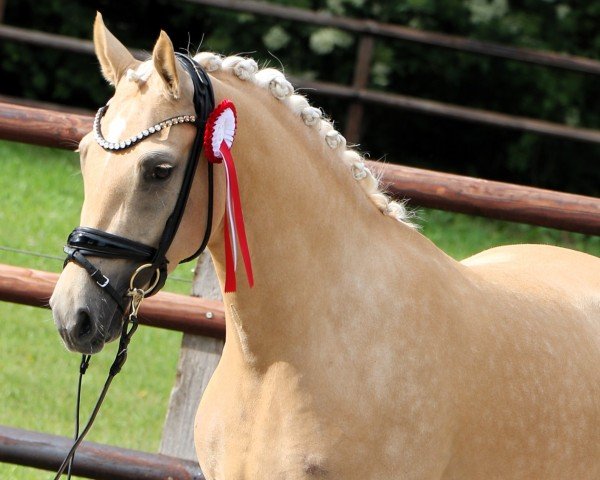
75, 308, 93, 339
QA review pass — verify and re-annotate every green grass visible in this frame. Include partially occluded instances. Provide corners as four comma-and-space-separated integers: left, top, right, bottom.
419, 208, 599, 260
0, 140, 597, 479
0, 141, 189, 479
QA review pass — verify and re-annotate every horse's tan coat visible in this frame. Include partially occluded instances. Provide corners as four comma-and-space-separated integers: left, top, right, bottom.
51, 15, 600, 479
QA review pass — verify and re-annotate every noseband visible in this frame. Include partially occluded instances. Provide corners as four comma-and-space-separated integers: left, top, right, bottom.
63, 53, 215, 312
54, 54, 215, 479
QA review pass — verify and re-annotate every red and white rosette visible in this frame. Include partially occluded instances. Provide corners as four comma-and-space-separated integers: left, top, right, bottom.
204, 100, 254, 292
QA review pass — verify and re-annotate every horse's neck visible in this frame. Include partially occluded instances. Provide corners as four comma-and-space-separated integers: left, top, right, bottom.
207, 79, 462, 366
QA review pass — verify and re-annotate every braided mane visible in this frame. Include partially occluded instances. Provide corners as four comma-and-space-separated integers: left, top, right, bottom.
190, 53, 416, 228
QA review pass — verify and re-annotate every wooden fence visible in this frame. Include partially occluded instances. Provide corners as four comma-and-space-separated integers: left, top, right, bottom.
2, 5, 600, 146
0, 263, 225, 338
0, 99, 598, 479
1, 101, 598, 235
185, 0, 600, 143
188, 0, 600, 74
1, 3, 599, 477
0, 262, 218, 479
0, 425, 204, 480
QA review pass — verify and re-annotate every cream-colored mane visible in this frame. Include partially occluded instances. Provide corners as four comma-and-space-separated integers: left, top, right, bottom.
126, 52, 417, 228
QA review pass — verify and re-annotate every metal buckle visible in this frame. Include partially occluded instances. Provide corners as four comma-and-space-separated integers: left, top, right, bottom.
128, 263, 161, 296
96, 275, 110, 288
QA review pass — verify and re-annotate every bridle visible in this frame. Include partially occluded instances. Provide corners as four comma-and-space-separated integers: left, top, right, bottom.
54, 54, 215, 479
64, 53, 215, 307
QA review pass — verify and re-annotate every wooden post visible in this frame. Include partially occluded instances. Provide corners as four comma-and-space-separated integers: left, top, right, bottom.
159, 253, 225, 461
344, 35, 374, 144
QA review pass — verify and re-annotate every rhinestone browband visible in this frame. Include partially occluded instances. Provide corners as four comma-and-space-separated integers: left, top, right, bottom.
93, 104, 197, 151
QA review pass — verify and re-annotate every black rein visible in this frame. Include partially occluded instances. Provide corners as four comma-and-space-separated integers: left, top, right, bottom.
54, 54, 215, 479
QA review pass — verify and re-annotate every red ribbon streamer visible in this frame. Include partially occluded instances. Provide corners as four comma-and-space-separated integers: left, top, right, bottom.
220, 141, 254, 292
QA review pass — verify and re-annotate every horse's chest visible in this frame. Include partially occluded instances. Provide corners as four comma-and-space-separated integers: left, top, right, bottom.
196, 361, 344, 480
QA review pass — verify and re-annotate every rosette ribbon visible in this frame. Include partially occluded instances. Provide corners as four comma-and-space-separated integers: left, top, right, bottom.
203, 100, 254, 292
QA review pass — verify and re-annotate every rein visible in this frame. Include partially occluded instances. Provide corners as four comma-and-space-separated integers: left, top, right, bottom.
54, 54, 214, 479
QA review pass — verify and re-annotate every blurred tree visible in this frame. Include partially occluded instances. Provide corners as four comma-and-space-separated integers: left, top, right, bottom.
1, 0, 598, 195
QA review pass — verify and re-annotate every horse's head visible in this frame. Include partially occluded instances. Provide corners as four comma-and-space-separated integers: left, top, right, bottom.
50, 13, 217, 353
51, 12, 418, 355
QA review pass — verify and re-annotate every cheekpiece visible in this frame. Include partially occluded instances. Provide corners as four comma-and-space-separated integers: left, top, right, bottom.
93, 104, 197, 151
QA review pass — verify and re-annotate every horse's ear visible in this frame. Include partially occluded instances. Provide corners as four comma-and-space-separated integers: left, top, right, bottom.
93, 12, 136, 86
152, 31, 180, 99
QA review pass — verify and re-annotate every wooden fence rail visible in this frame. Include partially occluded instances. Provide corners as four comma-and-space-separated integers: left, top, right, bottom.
376, 163, 599, 235
0, 263, 226, 338
186, 0, 600, 76
0, 24, 146, 59
294, 78, 600, 144
1, 101, 598, 234
0, 260, 223, 477
0, 425, 204, 480
2, 25, 600, 146
4, 4, 599, 75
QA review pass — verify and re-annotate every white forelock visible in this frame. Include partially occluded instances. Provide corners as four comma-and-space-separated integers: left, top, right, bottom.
126, 61, 153, 84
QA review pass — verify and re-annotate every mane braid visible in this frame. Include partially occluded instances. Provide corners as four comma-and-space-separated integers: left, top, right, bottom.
193, 52, 417, 228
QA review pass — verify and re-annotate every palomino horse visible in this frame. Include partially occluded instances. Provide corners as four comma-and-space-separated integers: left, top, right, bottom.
50, 13, 600, 479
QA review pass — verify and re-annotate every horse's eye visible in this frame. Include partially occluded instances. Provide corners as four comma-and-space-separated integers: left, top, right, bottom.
152, 163, 173, 180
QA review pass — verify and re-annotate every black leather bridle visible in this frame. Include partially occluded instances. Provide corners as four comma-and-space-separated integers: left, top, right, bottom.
63, 53, 215, 312
54, 54, 215, 479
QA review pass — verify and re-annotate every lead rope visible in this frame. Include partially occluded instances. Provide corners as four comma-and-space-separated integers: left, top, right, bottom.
66, 354, 90, 480
54, 288, 145, 479
56, 55, 214, 478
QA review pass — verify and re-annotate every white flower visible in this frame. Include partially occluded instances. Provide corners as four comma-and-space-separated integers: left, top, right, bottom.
309, 28, 354, 55
326, 0, 365, 15
263, 26, 290, 51
466, 0, 509, 24
556, 4, 571, 20
372, 62, 391, 87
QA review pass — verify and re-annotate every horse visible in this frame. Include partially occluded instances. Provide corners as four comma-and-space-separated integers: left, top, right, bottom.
50, 13, 600, 480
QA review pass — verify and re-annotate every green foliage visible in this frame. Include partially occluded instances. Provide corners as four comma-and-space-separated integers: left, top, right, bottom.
1, 0, 598, 195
